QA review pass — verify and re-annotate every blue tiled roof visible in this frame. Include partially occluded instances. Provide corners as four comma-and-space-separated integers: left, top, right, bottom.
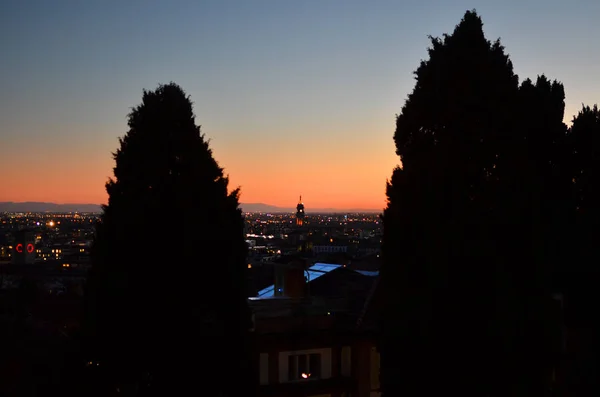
257, 285, 275, 297
256, 262, 342, 298
354, 270, 379, 277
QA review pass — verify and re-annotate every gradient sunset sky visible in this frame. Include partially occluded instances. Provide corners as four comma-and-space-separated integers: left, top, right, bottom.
1, 0, 599, 210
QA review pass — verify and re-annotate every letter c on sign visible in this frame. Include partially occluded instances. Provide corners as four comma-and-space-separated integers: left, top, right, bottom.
15, 243, 23, 253
26, 244, 34, 253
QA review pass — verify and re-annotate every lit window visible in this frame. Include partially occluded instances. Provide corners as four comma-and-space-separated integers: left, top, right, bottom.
288, 354, 321, 381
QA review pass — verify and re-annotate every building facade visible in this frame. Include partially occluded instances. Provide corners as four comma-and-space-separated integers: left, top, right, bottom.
250, 259, 381, 397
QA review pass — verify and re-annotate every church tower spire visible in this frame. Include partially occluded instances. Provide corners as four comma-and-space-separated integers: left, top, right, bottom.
296, 195, 305, 226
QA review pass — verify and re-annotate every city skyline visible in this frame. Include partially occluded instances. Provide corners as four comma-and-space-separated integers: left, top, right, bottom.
2, 0, 599, 209
0, 200, 382, 213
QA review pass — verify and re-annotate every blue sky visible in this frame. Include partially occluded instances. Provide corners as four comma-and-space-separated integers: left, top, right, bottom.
1, 0, 599, 208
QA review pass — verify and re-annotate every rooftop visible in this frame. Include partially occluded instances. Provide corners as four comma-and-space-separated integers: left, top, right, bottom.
255, 262, 378, 298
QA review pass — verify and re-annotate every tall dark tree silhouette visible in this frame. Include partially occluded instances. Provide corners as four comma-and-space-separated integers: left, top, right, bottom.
380, 10, 564, 396
84, 83, 252, 396
570, 105, 600, 253
506, 75, 570, 396
562, 105, 600, 395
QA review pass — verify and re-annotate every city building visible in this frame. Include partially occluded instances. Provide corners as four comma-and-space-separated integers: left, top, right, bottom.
296, 196, 305, 227
11, 230, 36, 265
250, 258, 381, 397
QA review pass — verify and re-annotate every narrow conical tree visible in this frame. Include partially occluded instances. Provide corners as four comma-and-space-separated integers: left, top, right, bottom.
380, 10, 561, 397
84, 83, 252, 396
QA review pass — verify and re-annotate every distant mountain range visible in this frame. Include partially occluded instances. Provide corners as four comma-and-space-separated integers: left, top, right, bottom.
0, 202, 103, 213
0, 201, 381, 214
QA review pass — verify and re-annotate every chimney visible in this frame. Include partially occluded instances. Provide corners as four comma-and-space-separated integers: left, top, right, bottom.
274, 259, 307, 298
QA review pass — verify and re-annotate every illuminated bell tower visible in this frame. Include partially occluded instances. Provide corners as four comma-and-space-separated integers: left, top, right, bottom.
296, 195, 305, 226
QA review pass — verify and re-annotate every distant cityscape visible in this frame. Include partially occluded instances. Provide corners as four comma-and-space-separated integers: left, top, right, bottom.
0, 196, 382, 291
0, 201, 382, 214
0, 196, 384, 394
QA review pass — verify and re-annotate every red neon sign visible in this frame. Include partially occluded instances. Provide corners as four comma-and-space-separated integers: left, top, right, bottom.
15, 243, 23, 253
26, 243, 34, 253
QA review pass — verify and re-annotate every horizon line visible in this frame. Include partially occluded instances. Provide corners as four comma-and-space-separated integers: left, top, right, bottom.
0, 201, 383, 213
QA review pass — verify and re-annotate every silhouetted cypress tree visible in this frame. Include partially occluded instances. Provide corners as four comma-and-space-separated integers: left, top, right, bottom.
84, 83, 252, 396
510, 76, 571, 395
563, 105, 600, 396
381, 10, 564, 397
570, 105, 600, 253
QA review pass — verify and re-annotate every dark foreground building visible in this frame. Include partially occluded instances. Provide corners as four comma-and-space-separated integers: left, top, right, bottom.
250, 259, 381, 397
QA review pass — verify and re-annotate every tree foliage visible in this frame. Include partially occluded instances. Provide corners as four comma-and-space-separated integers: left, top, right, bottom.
570, 105, 600, 244
561, 105, 600, 395
381, 10, 570, 396
84, 83, 251, 396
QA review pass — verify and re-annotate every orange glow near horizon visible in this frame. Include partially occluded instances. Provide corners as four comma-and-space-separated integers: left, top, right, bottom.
0, 104, 580, 210
0, 127, 399, 211
0, 104, 582, 210
2, 1, 599, 213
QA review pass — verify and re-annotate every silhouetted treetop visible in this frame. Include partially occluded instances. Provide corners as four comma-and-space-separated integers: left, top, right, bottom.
570, 104, 600, 215
514, 75, 568, 198
107, 83, 235, 214
519, 75, 566, 124
395, 9, 518, 174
